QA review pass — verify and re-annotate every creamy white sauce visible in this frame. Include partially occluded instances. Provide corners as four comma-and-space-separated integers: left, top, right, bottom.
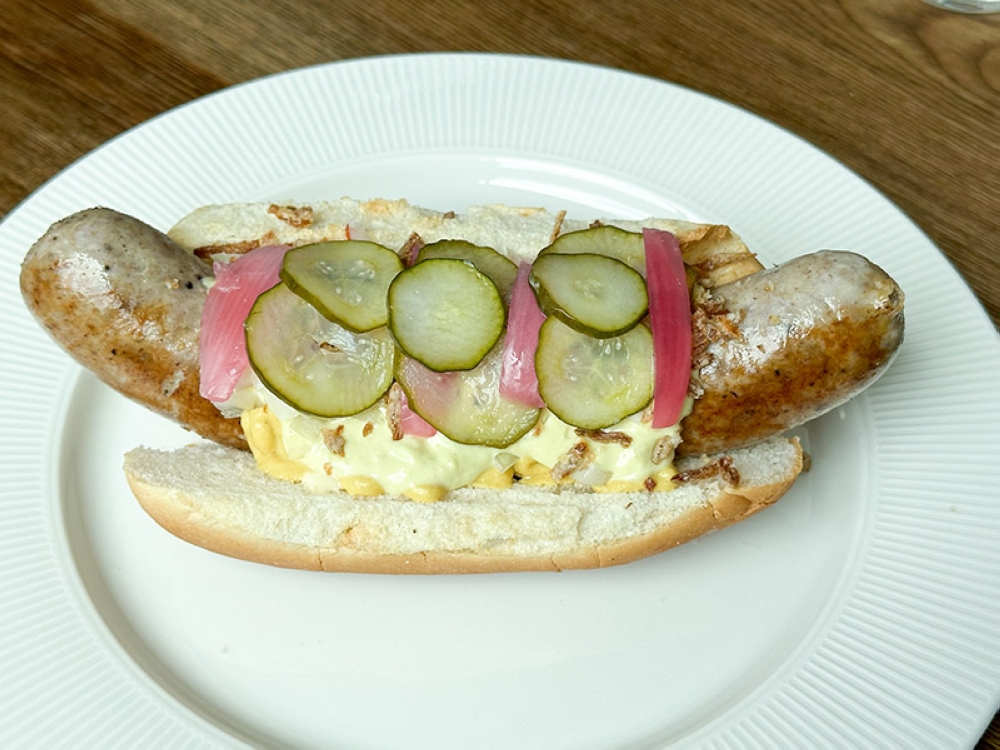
223, 373, 685, 496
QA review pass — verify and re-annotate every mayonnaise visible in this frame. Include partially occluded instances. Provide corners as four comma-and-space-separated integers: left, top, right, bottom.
232, 374, 687, 498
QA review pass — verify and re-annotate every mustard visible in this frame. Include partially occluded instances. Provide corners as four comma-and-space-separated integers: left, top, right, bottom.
338, 476, 385, 497
403, 485, 449, 503
470, 467, 515, 490
242, 407, 306, 483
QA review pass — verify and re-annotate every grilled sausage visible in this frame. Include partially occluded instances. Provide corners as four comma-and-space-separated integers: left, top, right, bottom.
678, 250, 904, 455
20, 209, 902, 459
19, 208, 247, 449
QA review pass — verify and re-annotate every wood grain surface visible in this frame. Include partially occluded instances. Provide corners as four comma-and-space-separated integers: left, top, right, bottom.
2, 0, 999, 745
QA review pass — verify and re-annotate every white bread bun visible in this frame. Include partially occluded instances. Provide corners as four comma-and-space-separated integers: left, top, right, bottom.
114, 198, 801, 573
169, 197, 765, 288
123, 437, 802, 573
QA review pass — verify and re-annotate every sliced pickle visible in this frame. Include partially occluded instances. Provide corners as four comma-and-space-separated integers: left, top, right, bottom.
415, 239, 518, 298
535, 316, 654, 429
539, 225, 646, 273
280, 240, 403, 332
245, 283, 395, 417
395, 344, 540, 447
529, 253, 648, 337
388, 258, 505, 372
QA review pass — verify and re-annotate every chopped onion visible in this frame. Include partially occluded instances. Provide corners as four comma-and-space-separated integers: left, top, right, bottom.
569, 461, 612, 487
499, 262, 546, 408
199, 244, 290, 402
492, 451, 519, 472
643, 228, 692, 428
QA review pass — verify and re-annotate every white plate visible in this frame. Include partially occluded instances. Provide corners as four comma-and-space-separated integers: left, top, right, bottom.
2, 53, 999, 749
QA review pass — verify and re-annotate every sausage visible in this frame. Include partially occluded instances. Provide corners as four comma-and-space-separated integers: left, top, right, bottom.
19, 208, 247, 449
678, 250, 904, 456
20, 209, 902, 459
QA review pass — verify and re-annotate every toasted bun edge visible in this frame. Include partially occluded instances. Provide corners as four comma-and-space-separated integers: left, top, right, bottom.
124, 438, 802, 574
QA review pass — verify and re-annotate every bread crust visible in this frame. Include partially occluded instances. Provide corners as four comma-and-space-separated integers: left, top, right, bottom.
125, 438, 803, 574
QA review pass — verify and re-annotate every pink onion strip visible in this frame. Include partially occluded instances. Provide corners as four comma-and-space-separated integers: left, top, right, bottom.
499, 262, 546, 408
643, 228, 692, 428
400, 392, 438, 437
199, 244, 290, 402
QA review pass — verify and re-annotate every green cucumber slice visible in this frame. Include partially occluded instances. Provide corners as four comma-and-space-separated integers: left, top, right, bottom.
280, 240, 403, 332
415, 239, 518, 298
529, 253, 648, 337
538, 225, 646, 273
395, 344, 540, 447
245, 283, 395, 417
388, 258, 505, 372
535, 316, 654, 429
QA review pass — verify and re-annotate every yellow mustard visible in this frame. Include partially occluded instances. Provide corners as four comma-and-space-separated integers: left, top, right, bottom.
241, 407, 306, 482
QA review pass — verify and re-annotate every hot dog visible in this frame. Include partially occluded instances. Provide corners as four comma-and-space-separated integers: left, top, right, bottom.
19, 198, 904, 573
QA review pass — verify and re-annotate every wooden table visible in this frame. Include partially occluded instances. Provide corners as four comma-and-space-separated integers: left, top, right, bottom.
2, 0, 998, 745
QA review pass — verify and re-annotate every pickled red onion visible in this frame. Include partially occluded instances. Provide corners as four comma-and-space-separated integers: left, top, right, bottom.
499, 262, 545, 408
400, 392, 438, 437
199, 244, 291, 402
643, 228, 691, 428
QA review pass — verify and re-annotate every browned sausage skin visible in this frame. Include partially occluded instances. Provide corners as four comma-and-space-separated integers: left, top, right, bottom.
19, 208, 247, 449
678, 250, 904, 456
20, 209, 902, 458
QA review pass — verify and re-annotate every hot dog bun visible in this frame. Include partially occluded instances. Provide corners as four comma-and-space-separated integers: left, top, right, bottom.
124, 436, 803, 573
22, 197, 896, 574
168, 198, 765, 289
123, 199, 804, 572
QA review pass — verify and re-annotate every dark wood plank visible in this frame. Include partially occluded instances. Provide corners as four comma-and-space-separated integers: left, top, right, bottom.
0, 0, 225, 207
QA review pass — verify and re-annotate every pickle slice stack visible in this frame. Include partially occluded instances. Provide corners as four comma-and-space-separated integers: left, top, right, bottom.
245, 283, 395, 417
388, 258, 506, 372
536, 225, 647, 273
534, 316, 654, 429
529, 252, 648, 338
415, 239, 518, 299
244, 225, 665, 439
530, 226, 656, 428
280, 241, 403, 332
396, 344, 541, 448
